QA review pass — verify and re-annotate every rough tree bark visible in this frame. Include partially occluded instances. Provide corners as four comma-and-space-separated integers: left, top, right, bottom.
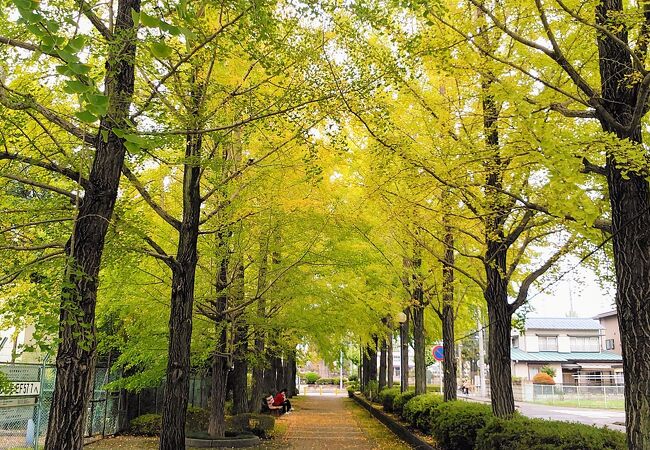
249, 237, 269, 410
399, 309, 409, 392
159, 78, 204, 449
595, 3, 650, 446
378, 338, 387, 390
367, 338, 378, 383
481, 81, 515, 418
45, 1, 140, 448
412, 304, 426, 395
387, 334, 394, 388
208, 251, 230, 438
441, 223, 457, 402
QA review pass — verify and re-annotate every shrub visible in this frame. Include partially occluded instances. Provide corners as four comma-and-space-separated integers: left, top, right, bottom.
305, 372, 320, 384
430, 401, 493, 450
540, 365, 557, 378
129, 414, 161, 436
392, 390, 417, 417
378, 387, 401, 413
348, 374, 358, 382
532, 372, 555, 385
229, 413, 275, 438
402, 393, 443, 433
364, 380, 380, 402
475, 416, 626, 450
347, 381, 360, 397
185, 406, 210, 432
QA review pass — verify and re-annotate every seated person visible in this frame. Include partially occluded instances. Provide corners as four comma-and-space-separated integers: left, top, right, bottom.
273, 388, 292, 414
261, 394, 282, 414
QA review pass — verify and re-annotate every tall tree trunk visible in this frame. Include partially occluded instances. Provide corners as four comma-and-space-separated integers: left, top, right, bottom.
387, 334, 394, 388
361, 345, 370, 390
595, 3, 650, 446
231, 261, 248, 415
367, 338, 378, 383
249, 237, 269, 410
287, 350, 297, 397
412, 305, 426, 395
208, 327, 229, 438
399, 309, 409, 392
442, 219, 457, 401
159, 81, 204, 449
208, 252, 230, 438
45, 2, 139, 447
378, 339, 387, 390
231, 323, 248, 415
482, 81, 515, 418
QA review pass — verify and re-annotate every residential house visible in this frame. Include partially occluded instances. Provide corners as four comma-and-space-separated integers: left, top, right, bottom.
511, 317, 623, 385
594, 309, 621, 355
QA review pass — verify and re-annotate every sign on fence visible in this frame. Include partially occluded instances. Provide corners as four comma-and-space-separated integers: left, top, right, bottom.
0, 381, 41, 397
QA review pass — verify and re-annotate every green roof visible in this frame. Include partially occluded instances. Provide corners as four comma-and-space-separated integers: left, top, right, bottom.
510, 348, 622, 363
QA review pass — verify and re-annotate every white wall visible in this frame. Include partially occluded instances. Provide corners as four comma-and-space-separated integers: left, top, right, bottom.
525, 334, 539, 352
558, 335, 571, 353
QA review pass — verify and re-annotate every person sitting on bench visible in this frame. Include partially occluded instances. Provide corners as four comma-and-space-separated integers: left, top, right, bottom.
273, 388, 292, 414
261, 394, 282, 414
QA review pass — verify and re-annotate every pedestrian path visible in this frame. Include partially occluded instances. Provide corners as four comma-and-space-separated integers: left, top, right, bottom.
276, 395, 409, 449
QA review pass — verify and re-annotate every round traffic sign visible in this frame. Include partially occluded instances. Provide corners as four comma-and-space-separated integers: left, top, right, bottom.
432, 345, 444, 361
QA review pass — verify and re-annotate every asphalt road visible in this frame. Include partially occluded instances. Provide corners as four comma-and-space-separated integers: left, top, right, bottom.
460, 394, 626, 431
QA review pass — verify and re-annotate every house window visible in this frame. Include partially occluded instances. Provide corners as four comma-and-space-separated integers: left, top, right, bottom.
529, 366, 540, 379
570, 336, 600, 352
538, 335, 558, 351
511, 336, 519, 348
605, 339, 615, 350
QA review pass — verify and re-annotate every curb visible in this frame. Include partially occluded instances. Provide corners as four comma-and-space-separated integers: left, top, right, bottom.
185, 435, 261, 448
350, 393, 436, 450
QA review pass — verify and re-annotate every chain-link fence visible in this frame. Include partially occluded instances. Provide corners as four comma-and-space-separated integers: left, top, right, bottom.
0, 363, 124, 450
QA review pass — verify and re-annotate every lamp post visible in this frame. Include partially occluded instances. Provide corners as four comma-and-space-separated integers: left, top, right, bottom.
397, 310, 409, 392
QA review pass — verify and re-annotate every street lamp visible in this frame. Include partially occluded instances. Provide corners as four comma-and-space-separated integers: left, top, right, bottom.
396, 311, 407, 324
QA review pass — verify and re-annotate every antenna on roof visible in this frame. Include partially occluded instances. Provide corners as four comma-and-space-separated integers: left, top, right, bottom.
567, 278, 577, 318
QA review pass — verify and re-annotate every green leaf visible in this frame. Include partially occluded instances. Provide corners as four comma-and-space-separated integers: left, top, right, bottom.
56, 65, 74, 76
74, 110, 98, 123
140, 12, 160, 27
67, 36, 86, 52
130, 9, 140, 27
124, 141, 141, 153
68, 63, 92, 75
101, 130, 109, 143
56, 49, 80, 63
63, 80, 93, 94
124, 133, 147, 145
149, 42, 173, 58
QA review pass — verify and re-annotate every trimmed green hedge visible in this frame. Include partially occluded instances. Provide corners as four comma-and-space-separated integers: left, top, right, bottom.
129, 413, 161, 436
475, 416, 626, 450
378, 387, 401, 413
402, 393, 443, 433
392, 390, 417, 416
430, 401, 493, 450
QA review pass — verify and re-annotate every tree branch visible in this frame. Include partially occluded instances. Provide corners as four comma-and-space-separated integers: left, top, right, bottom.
1, 173, 79, 201
0, 151, 89, 187
509, 240, 573, 313
121, 166, 181, 230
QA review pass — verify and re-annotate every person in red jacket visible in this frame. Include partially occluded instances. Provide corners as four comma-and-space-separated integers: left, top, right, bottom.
272, 388, 292, 414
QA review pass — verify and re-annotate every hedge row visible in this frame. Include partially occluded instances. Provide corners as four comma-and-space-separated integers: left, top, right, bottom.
374, 388, 626, 450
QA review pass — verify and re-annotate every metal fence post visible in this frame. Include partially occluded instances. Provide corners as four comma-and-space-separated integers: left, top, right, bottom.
33, 361, 45, 450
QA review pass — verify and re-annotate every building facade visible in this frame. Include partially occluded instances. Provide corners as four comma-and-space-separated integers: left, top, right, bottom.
511, 317, 623, 385
594, 310, 621, 355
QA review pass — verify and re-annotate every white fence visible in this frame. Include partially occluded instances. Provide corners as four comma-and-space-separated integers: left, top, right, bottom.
512, 382, 624, 409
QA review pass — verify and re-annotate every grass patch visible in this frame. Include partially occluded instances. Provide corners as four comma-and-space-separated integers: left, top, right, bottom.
344, 398, 411, 450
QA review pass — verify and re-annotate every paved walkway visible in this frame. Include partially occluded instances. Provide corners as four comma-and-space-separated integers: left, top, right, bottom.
276, 395, 408, 449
